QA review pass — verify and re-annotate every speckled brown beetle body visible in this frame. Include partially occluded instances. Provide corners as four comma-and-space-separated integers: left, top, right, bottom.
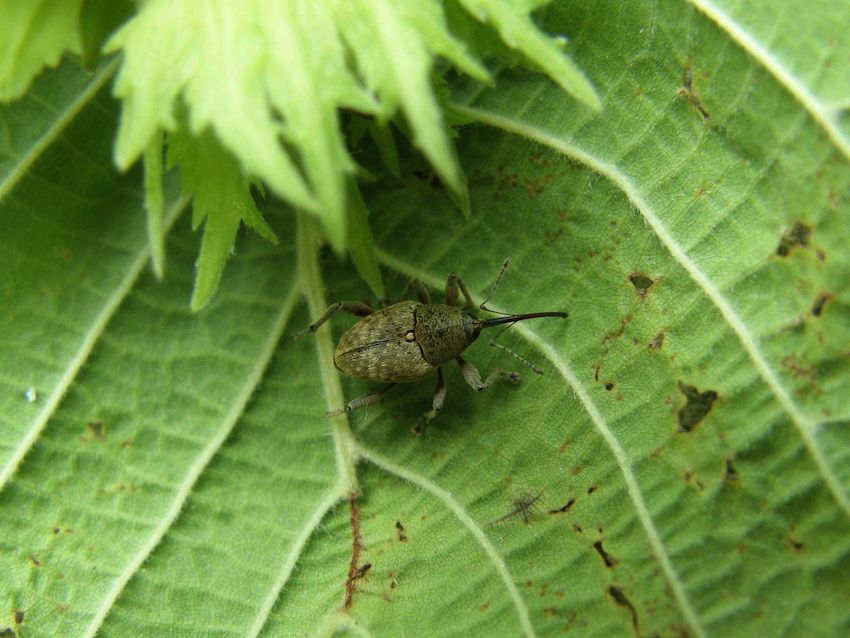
334, 301, 484, 383
298, 260, 566, 432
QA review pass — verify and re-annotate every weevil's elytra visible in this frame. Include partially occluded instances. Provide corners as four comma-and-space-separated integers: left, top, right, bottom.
334, 301, 484, 383
334, 301, 434, 383
301, 259, 567, 432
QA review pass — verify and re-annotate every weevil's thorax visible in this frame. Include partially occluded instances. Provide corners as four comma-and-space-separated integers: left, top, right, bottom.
414, 304, 483, 365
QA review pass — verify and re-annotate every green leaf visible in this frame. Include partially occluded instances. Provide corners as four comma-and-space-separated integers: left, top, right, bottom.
0, 0, 83, 100
458, 0, 601, 111
143, 130, 165, 279
78, 0, 133, 70
167, 126, 278, 311
2, 3, 850, 638
346, 179, 385, 299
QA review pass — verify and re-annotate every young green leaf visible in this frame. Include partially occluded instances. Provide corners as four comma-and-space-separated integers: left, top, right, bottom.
346, 179, 385, 299
143, 130, 165, 279
167, 127, 277, 311
0, 0, 83, 100
458, 0, 602, 111
79, 0, 133, 70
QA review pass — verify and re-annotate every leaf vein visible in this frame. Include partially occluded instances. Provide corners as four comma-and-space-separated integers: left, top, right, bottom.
0, 58, 120, 203
82, 278, 301, 637
449, 104, 850, 524
356, 443, 536, 638
247, 487, 345, 638
0, 197, 187, 494
374, 249, 704, 638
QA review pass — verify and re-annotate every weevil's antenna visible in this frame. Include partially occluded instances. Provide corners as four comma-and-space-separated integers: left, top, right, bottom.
485, 322, 548, 374
479, 257, 511, 313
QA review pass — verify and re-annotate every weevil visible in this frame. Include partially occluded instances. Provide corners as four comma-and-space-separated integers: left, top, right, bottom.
298, 259, 567, 432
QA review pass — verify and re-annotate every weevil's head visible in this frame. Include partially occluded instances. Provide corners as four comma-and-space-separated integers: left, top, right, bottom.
462, 313, 484, 344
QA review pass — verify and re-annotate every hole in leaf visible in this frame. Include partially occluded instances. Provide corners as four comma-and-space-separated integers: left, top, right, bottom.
628, 273, 654, 299
594, 540, 618, 568
607, 586, 639, 632
812, 293, 831, 317
725, 457, 739, 484
677, 382, 718, 432
395, 521, 408, 542
549, 497, 575, 514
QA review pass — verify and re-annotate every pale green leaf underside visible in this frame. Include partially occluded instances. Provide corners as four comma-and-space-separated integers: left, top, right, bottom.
1, 3, 849, 638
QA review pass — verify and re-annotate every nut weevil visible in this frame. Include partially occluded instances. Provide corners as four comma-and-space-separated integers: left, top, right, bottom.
298, 259, 567, 432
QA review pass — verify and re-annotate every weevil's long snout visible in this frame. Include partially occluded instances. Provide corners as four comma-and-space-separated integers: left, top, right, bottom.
481, 311, 567, 328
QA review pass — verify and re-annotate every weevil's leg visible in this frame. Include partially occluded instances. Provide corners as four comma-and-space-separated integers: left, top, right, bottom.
456, 356, 521, 392
414, 367, 446, 434
445, 273, 474, 309
479, 258, 511, 312
399, 278, 430, 304
326, 383, 397, 417
293, 301, 374, 339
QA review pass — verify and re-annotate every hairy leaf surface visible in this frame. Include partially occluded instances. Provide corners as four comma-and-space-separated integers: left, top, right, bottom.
1, 2, 848, 637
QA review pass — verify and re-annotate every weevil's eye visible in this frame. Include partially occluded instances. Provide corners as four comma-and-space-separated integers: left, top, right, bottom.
463, 314, 483, 343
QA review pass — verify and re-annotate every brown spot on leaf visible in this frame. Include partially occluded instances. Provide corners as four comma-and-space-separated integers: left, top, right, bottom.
603, 315, 633, 344
344, 492, 364, 609
677, 382, 718, 432
776, 221, 812, 256
354, 563, 372, 579
84, 421, 105, 442
648, 333, 665, 350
